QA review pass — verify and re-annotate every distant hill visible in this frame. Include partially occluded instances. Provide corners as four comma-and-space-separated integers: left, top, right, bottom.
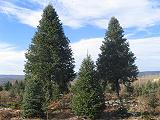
138, 71, 160, 77
0, 75, 24, 85
0, 71, 160, 85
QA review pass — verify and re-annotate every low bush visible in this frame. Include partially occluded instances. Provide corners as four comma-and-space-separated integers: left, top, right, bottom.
148, 93, 159, 113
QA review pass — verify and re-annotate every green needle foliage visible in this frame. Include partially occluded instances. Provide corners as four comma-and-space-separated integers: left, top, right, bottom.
23, 4, 75, 118
22, 75, 45, 118
4, 81, 12, 91
24, 4, 75, 101
97, 17, 138, 97
72, 55, 105, 119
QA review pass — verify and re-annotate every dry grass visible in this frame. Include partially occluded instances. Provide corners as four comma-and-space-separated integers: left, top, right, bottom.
0, 109, 21, 120
135, 75, 160, 85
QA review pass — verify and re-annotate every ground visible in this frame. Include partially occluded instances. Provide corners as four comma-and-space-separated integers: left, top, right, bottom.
0, 76, 160, 120
0, 95, 160, 120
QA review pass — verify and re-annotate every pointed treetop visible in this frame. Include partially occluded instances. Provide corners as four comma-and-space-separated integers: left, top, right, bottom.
106, 16, 124, 40
86, 49, 89, 57
42, 4, 58, 18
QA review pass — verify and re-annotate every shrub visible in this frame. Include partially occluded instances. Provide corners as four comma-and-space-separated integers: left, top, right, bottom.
148, 93, 159, 113
116, 107, 128, 117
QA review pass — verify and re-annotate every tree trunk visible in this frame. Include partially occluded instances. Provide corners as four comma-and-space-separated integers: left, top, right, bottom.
115, 79, 123, 107
115, 79, 120, 98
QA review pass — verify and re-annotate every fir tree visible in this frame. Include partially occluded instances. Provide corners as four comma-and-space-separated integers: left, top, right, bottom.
72, 55, 105, 119
24, 4, 75, 101
4, 81, 12, 91
97, 17, 138, 97
0, 86, 3, 91
22, 75, 45, 118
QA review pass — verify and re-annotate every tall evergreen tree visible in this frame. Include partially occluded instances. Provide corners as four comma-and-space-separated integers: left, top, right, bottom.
22, 75, 45, 118
24, 4, 75, 101
97, 17, 138, 97
72, 55, 105, 119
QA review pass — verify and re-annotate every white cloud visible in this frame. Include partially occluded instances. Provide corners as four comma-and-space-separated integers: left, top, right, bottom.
0, 0, 160, 29
71, 36, 160, 72
0, 0, 42, 27
71, 38, 102, 71
130, 37, 160, 71
1, 36, 160, 74
57, 0, 160, 28
0, 42, 25, 75
30, 0, 51, 7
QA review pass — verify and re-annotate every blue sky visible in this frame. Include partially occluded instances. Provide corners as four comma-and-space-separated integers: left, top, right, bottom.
0, 0, 160, 74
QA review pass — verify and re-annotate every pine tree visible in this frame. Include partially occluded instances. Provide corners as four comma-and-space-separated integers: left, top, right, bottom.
22, 75, 45, 118
97, 17, 138, 97
24, 4, 75, 101
0, 86, 3, 91
72, 55, 105, 119
4, 81, 12, 91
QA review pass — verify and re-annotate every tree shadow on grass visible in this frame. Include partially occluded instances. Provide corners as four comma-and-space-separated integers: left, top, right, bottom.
48, 109, 75, 120
100, 110, 160, 120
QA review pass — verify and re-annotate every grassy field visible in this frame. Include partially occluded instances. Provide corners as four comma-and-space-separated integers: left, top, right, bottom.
0, 74, 160, 120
